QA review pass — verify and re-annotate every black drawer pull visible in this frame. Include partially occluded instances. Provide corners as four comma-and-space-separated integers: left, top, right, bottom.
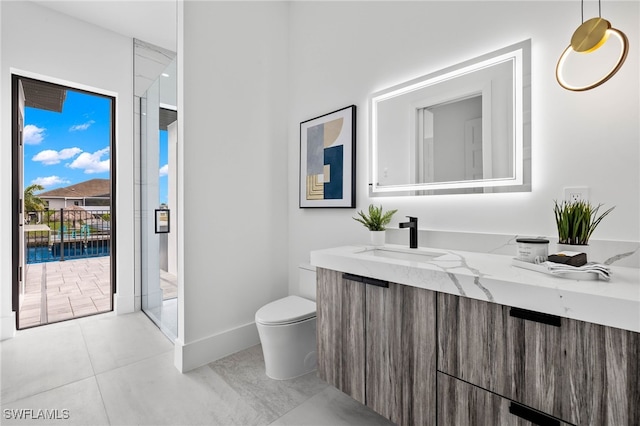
362, 276, 389, 288
510, 307, 561, 327
509, 402, 560, 426
341, 273, 389, 288
342, 273, 362, 282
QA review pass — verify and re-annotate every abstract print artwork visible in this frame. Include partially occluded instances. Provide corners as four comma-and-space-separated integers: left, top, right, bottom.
299, 105, 356, 208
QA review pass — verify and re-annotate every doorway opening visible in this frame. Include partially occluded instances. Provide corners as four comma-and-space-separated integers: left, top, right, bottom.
12, 75, 116, 329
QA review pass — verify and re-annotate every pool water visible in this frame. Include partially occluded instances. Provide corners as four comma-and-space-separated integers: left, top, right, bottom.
27, 242, 110, 264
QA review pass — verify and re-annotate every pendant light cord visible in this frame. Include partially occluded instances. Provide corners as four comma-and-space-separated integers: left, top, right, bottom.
582, 0, 603, 23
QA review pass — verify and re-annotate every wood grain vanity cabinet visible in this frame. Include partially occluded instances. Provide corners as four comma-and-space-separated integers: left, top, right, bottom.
438, 372, 572, 425
316, 267, 366, 404
316, 268, 436, 426
438, 292, 640, 425
316, 266, 639, 425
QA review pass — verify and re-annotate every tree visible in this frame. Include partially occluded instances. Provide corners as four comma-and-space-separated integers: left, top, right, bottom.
24, 184, 45, 212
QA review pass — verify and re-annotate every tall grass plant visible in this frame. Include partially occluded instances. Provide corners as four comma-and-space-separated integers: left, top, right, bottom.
553, 200, 614, 245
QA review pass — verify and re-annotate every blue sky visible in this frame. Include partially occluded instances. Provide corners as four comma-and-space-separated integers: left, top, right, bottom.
24, 89, 168, 204
158, 130, 168, 204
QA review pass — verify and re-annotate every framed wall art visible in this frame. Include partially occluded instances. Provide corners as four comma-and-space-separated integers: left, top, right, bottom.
299, 105, 356, 208
155, 209, 170, 234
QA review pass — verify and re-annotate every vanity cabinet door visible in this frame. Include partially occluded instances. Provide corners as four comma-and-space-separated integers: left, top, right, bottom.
366, 283, 436, 426
316, 268, 365, 404
438, 292, 640, 425
560, 320, 640, 425
438, 372, 571, 426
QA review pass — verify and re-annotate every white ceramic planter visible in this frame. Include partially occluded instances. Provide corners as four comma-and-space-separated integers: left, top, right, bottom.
370, 231, 386, 246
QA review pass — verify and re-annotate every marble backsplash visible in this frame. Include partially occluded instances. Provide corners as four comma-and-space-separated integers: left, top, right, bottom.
385, 229, 640, 268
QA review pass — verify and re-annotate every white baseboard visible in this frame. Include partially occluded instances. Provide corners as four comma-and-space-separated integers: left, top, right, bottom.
115, 292, 135, 314
174, 321, 260, 373
0, 312, 16, 341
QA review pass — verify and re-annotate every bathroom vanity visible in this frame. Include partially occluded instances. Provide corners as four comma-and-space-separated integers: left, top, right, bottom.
311, 245, 640, 426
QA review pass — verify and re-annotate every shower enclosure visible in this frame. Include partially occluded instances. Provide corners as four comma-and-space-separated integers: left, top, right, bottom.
135, 39, 178, 340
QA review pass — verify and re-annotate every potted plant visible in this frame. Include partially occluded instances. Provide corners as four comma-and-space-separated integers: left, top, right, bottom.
553, 200, 614, 257
353, 204, 398, 246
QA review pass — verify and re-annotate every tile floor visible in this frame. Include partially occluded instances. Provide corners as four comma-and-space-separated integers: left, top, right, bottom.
0, 311, 394, 426
160, 270, 178, 300
145, 298, 178, 341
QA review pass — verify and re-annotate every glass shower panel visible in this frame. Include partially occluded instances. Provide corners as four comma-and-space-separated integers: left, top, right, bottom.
140, 56, 178, 341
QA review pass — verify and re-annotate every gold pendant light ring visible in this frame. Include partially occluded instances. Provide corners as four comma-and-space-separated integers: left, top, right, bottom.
556, 27, 629, 91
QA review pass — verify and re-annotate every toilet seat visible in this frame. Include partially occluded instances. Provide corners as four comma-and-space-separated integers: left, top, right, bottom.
255, 295, 316, 326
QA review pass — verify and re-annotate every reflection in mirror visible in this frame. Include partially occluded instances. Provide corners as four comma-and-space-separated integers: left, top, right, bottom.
416, 95, 484, 184
371, 40, 530, 196
135, 38, 178, 340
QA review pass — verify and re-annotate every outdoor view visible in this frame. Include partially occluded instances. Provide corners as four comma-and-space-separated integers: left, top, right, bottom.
20, 83, 170, 329
20, 85, 116, 328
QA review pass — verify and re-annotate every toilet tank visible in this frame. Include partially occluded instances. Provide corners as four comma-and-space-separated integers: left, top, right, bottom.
298, 263, 317, 301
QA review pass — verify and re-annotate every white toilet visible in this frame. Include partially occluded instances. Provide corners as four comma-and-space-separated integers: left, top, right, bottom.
255, 265, 317, 380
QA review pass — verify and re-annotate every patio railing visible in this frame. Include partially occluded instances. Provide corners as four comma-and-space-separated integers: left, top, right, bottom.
25, 208, 111, 263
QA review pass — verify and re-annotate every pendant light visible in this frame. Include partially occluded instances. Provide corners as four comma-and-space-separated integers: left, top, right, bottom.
556, 0, 629, 91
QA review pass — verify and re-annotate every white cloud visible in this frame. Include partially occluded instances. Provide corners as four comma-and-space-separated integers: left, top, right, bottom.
69, 120, 95, 132
31, 176, 70, 188
24, 125, 46, 145
67, 147, 110, 174
32, 147, 82, 165
159, 164, 169, 177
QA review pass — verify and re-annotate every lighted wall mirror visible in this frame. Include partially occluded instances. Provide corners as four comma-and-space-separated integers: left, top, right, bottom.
370, 40, 531, 196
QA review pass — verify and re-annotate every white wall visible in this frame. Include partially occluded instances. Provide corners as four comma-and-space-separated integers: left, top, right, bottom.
287, 1, 639, 292
0, 1, 135, 339
176, 1, 289, 371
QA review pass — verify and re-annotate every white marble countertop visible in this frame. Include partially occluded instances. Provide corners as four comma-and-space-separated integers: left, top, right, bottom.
310, 244, 640, 333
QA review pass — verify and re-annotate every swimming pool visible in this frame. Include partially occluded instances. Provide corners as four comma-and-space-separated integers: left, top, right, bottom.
27, 241, 110, 264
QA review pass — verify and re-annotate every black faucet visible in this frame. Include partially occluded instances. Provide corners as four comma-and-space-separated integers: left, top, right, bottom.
399, 216, 418, 249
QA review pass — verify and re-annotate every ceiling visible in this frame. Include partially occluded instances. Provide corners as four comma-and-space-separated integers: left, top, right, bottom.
31, 0, 177, 51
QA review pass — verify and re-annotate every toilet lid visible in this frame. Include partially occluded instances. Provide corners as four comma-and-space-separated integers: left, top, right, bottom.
255, 295, 316, 325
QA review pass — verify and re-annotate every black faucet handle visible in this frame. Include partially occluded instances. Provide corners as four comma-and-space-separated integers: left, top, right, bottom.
406, 216, 418, 222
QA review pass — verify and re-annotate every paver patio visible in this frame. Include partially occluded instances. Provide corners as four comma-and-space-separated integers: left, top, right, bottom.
19, 257, 178, 329
19, 257, 111, 328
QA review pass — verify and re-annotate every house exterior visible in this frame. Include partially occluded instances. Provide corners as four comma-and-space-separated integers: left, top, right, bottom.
37, 178, 110, 210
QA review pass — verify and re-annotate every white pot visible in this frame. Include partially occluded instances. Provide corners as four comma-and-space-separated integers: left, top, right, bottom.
370, 230, 386, 246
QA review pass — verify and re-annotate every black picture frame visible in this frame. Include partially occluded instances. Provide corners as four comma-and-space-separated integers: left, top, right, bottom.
155, 209, 170, 234
299, 105, 356, 208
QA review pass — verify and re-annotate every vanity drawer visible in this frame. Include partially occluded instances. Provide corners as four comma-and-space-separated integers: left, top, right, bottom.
438, 372, 571, 426
437, 292, 640, 425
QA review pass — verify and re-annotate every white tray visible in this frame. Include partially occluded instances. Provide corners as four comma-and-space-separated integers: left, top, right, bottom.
511, 258, 600, 281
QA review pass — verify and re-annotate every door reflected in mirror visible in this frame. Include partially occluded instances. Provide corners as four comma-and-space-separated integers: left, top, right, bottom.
416, 95, 488, 184
371, 40, 530, 196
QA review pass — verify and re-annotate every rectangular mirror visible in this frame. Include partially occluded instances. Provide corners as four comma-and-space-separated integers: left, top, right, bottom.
370, 40, 531, 196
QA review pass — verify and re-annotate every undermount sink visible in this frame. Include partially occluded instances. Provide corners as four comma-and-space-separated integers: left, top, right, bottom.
356, 246, 444, 263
